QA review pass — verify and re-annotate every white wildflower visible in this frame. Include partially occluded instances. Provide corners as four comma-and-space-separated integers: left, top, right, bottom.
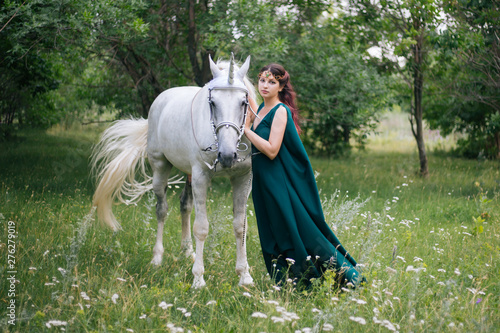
45, 320, 68, 328
354, 298, 367, 305
265, 300, 280, 306
454, 268, 461, 275
116, 277, 127, 282
283, 312, 300, 320
385, 267, 397, 275
111, 293, 119, 304
140, 285, 147, 288
159, 301, 173, 310
380, 319, 397, 331
126, 329, 134, 332
139, 314, 146, 319
29, 267, 37, 271
276, 306, 286, 313
271, 316, 285, 323
413, 257, 423, 262
396, 256, 406, 262
437, 282, 446, 286
80, 292, 90, 301
44, 282, 55, 286
438, 268, 446, 273
349, 316, 367, 325
206, 300, 216, 306
176, 307, 187, 313
406, 265, 426, 273
242, 292, 252, 298
286, 258, 296, 265
184, 312, 191, 317
312, 308, 322, 314
322, 323, 334, 331
251, 312, 268, 319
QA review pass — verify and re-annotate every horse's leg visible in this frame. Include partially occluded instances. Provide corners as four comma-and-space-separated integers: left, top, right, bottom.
191, 170, 210, 289
231, 172, 254, 286
179, 174, 194, 259
149, 154, 173, 266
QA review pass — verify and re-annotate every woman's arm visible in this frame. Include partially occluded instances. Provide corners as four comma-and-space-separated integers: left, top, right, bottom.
244, 106, 287, 160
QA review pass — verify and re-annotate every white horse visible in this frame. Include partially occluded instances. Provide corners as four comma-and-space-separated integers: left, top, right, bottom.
91, 54, 255, 288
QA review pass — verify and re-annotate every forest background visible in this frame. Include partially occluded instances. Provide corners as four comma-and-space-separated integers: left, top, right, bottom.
1, 0, 499, 172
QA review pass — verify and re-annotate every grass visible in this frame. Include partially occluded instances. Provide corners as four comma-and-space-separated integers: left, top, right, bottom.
0, 113, 499, 332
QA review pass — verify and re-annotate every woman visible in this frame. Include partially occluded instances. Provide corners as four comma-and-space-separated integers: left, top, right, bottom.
244, 63, 362, 288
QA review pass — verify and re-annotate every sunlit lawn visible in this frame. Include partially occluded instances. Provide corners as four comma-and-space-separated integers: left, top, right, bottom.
0, 112, 498, 332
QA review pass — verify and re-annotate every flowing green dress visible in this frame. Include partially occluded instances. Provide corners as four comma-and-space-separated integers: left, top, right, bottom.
251, 103, 361, 287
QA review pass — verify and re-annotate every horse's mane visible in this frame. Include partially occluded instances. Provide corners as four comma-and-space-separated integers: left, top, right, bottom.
215, 59, 257, 102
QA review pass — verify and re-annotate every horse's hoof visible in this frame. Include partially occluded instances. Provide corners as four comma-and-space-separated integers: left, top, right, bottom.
192, 276, 206, 289
239, 274, 254, 286
151, 255, 163, 266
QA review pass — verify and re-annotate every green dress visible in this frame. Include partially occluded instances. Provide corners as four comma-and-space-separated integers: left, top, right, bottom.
251, 103, 361, 287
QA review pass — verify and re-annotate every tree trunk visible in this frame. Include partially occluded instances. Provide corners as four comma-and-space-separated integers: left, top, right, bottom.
187, 0, 215, 86
342, 124, 351, 143
495, 131, 500, 159
411, 32, 429, 176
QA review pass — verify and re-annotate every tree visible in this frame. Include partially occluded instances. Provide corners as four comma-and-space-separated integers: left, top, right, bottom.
425, 0, 499, 158
0, 0, 65, 131
75, 0, 243, 117
288, 26, 388, 156
340, 0, 445, 176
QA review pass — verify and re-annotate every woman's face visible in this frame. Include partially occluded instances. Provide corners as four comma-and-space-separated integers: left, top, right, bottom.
258, 72, 282, 99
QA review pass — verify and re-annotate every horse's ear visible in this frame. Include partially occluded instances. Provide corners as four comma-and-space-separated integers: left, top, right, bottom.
236, 55, 251, 79
209, 54, 222, 78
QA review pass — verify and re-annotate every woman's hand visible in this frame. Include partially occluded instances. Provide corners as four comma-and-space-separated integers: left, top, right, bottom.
245, 108, 253, 132
245, 97, 259, 132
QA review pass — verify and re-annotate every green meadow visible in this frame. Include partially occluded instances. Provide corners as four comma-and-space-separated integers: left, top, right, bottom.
1, 111, 499, 332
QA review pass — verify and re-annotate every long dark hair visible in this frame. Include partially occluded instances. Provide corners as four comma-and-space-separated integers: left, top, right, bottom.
259, 63, 301, 135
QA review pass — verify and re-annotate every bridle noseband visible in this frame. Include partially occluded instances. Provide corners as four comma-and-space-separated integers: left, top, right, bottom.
202, 85, 250, 170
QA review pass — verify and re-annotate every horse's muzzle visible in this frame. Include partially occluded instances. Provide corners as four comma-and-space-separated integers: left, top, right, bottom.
218, 151, 238, 168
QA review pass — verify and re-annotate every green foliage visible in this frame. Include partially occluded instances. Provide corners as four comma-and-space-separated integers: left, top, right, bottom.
290, 32, 388, 156
424, 0, 500, 159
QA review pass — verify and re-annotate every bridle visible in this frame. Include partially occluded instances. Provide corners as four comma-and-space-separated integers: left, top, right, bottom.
200, 85, 250, 170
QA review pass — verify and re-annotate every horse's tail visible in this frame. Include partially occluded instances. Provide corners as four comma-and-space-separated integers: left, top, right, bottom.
90, 118, 151, 231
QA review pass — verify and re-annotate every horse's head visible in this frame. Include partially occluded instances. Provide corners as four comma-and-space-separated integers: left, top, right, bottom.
207, 53, 252, 169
